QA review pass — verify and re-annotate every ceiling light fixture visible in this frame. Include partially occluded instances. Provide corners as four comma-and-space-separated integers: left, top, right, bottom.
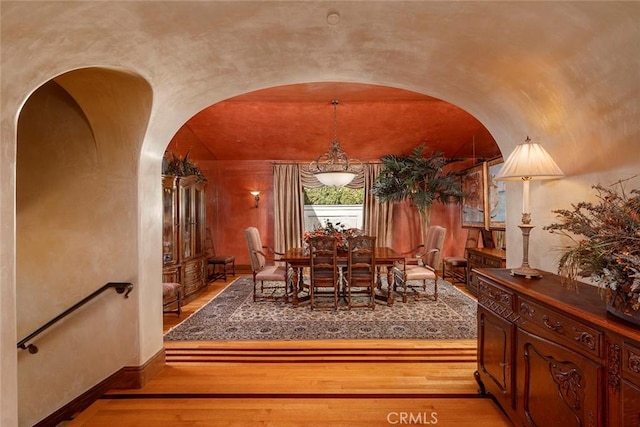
309, 100, 362, 187
327, 12, 341, 25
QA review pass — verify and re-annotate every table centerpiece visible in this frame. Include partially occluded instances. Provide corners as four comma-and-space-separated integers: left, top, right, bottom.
303, 220, 361, 252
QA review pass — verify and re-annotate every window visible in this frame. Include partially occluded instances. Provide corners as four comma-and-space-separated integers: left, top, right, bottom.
303, 187, 364, 231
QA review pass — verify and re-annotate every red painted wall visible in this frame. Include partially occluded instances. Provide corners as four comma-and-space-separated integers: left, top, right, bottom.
200, 161, 468, 268
165, 138, 470, 269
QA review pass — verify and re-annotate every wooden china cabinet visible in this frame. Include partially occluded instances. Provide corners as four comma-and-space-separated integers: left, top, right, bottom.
475, 268, 640, 427
162, 175, 207, 303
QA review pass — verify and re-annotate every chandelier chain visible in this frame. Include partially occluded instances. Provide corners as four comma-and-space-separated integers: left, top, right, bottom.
332, 100, 339, 142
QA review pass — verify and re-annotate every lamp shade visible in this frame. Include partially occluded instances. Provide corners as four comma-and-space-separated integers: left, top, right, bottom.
495, 139, 564, 181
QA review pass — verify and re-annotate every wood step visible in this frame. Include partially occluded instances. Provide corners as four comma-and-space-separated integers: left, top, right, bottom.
164, 341, 477, 363
165, 348, 476, 363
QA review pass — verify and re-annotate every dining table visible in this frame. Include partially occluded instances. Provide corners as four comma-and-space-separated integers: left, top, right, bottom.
281, 246, 405, 307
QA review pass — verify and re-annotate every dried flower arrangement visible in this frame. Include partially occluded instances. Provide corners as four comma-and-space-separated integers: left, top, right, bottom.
544, 177, 640, 325
163, 151, 206, 182
303, 220, 361, 251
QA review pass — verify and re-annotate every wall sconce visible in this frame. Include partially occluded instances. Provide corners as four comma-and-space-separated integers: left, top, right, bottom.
250, 191, 260, 208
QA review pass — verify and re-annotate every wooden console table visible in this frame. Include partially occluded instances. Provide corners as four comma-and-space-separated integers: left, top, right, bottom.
466, 247, 506, 296
475, 268, 640, 427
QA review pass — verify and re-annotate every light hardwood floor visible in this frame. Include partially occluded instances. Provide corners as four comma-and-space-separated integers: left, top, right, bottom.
67, 276, 511, 426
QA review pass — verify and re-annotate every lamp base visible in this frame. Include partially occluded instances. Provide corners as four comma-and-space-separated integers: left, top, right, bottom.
510, 265, 542, 279
513, 223, 542, 279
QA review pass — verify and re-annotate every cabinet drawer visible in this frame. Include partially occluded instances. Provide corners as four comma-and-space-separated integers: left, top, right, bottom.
623, 341, 640, 384
183, 259, 203, 274
482, 256, 504, 268
184, 266, 203, 281
478, 278, 517, 321
518, 297, 602, 359
468, 252, 483, 264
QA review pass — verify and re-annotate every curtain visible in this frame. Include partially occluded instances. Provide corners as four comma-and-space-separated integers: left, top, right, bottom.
363, 163, 393, 246
274, 162, 391, 250
273, 163, 304, 255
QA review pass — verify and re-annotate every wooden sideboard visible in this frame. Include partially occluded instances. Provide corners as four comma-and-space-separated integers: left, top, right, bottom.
466, 247, 506, 296
475, 268, 640, 427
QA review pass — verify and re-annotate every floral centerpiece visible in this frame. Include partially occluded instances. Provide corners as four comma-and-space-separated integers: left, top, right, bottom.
544, 178, 640, 326
303, 220, 361, 252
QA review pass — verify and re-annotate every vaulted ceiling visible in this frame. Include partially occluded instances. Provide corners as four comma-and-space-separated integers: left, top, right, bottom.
171, 82, 501, 163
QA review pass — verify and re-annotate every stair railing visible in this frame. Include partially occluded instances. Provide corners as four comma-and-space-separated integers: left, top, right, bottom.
17, 282, 134, 354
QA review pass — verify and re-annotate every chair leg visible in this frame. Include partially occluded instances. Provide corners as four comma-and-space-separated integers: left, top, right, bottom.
402, 279, 408, 303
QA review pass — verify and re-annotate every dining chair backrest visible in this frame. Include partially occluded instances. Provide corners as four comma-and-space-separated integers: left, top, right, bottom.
422, 225, 446, 269
244, 226, 265, 272
308, 235, 338, 286
347, 235, 376, 280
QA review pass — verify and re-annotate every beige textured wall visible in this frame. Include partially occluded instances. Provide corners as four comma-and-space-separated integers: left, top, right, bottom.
1, 2, 639, 426
15, 70, 152, 425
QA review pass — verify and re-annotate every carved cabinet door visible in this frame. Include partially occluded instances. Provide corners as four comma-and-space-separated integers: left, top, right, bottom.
478, 306, 515, 417
516, 328, 603, 427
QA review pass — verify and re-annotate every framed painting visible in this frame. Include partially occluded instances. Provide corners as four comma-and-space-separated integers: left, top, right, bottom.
461, 163, 487, 228
487, 158, 506, 229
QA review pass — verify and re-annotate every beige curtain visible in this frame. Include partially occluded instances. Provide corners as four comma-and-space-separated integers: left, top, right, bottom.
363, 163, 393, 246
274, 162, 390, 251
273, 163, 304, 254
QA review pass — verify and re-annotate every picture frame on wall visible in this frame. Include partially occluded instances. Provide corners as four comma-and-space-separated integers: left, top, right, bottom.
486, 157, 506, 229
461, 163, 488, 228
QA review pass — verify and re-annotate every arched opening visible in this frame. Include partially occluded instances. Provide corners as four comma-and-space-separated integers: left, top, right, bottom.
161, 82, 501, 340
15, 67, 152, 424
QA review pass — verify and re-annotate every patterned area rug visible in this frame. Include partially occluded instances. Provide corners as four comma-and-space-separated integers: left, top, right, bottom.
164, 276, 477, 341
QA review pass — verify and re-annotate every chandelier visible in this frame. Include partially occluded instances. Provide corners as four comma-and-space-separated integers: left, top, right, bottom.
309, 100, 362, 187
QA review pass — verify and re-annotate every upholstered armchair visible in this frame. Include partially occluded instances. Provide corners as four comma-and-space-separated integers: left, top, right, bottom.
162, 282, 182, 316
244, 226, 291, 302
393, 225, 446, 302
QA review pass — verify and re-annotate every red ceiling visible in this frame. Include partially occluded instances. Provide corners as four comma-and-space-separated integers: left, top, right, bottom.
171, 83, 501, 162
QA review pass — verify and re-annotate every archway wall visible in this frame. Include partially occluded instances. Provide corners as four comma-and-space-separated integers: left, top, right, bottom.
2, 2, 639, 425
15, 69, 152, 425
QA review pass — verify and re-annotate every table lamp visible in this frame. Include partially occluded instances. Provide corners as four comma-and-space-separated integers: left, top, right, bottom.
495, 137, 564, 278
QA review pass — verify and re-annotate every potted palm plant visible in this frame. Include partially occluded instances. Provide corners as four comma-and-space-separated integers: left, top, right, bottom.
544, 178, 640, 326
371, 145, 464, 239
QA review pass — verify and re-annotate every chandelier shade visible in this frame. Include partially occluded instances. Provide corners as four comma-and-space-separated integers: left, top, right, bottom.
309, 100, 362, 186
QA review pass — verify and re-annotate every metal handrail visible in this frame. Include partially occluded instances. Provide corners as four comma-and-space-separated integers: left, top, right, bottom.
17, 282, 134, 354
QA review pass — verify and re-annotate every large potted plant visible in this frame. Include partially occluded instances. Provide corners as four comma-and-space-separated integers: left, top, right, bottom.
544, 178, 640, 326
371, 145, 463, 240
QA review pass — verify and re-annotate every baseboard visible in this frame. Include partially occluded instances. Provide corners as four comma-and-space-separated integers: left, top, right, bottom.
112, 347, 166, 389
35, 348, 166, 427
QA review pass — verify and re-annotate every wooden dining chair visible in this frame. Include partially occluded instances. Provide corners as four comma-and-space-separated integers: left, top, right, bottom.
346, 235, 376, 310
442, 228, 480, 285
308, 235, 339, 310
244, 226, 290, 302
394, 225, 446, 302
